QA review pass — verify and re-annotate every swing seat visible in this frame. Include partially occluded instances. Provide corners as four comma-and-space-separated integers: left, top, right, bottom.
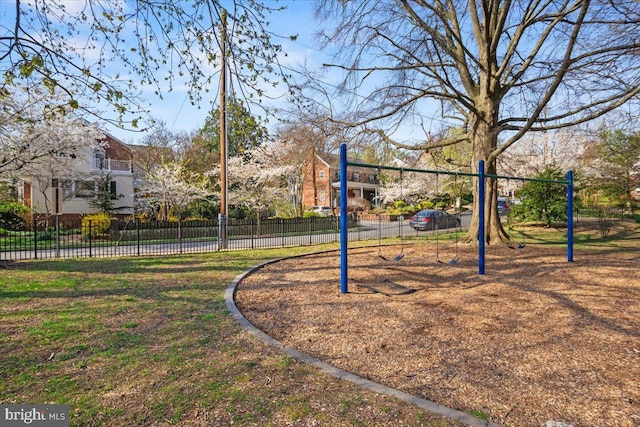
358, 279, 416, 296
379, 252, 404, 262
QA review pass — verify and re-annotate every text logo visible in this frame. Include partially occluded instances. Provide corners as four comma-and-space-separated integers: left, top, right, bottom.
0, 405, 69, 427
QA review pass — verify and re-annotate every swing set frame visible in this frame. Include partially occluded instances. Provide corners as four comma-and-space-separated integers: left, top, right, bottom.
338, 143, 574, 294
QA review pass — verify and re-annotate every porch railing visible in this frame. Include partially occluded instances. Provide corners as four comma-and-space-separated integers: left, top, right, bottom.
91, 158, 132, 172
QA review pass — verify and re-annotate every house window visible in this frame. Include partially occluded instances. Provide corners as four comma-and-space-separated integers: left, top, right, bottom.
369, 174, 376, 184
352, 172, 360, 181
61, 180, 73, 199
74, 180, 95, 198
319, 190, 326, 202
110, 181, 118, 200
319, 170, 325, 180
94, 152, 106, 169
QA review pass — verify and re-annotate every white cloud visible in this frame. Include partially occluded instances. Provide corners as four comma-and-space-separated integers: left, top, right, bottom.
57, 0, 90, 15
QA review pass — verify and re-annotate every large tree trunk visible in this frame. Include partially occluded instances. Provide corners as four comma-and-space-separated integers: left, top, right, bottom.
463, 163, 511, 245
462, 97, 511, 245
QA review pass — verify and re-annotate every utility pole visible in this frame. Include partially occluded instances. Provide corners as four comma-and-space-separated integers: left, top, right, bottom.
218, 8, 228, 249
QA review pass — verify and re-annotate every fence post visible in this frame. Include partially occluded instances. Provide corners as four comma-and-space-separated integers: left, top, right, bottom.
251, 221, 255, 249
281, 218, 285, 247
88, 220, 93, 258
218, 213, 227, 250
136, 220, 141, 256
55, 214, 60, 258
178, 220, 183, 254
33, 218, 38, 260
110, 218, 118, 257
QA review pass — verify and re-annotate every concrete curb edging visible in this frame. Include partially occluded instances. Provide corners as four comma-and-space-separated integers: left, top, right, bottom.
224, 252, 502, 427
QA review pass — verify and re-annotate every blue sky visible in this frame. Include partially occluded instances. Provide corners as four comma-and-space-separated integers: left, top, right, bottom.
103, 0, 329, 144
0, 0, 436, 147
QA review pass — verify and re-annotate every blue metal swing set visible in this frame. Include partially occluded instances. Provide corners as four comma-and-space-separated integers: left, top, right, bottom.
338, 143, 574, 294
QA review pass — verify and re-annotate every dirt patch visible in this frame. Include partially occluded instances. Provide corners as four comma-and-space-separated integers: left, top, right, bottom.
235, 242, 640, 426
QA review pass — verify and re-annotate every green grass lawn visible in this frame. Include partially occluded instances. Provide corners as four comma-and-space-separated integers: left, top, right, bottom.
0, 244, 462, 427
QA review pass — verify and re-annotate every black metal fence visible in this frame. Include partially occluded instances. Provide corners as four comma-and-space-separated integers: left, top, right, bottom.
1, 208, 625, 261
0, 216, 364, 260
573, 207, 631, 223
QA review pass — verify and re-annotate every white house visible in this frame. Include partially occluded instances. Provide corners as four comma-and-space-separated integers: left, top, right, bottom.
19, 132, 135, 221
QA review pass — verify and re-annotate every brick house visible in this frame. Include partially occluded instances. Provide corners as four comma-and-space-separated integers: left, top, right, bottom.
18, 132, 135, 221
302, 149, 380, 210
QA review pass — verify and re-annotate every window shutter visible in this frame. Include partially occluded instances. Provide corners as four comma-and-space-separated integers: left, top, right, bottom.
110, 181, 117, 199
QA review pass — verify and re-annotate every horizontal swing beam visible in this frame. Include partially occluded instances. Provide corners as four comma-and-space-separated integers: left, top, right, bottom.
484, 173, 570, 185
346, 161, 477, 178
346, 160, 570, 185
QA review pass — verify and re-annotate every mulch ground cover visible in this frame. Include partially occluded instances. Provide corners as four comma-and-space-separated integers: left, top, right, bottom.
236, 238, 640, 426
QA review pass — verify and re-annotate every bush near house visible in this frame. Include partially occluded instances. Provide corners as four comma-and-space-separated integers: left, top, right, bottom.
81, 213, 113, 239
0, 202, 28, 232
302, 211, 323, 218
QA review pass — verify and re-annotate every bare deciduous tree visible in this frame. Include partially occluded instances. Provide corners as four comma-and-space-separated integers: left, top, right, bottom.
313, 0, 640, 244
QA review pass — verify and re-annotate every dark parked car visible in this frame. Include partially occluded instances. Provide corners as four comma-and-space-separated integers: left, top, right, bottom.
497, 201, 511, 215
409, 209, 461, 231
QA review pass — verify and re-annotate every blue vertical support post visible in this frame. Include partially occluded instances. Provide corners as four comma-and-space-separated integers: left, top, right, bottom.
340, 143, 349, 294
567, 170, 574, 262
478, 160, 485, 275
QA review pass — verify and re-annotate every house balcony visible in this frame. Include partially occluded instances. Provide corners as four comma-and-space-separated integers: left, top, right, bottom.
91, 158, 132, 173
331, 180, 379, 191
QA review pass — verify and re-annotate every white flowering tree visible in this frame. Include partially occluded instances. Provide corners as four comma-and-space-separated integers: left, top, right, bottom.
498, 129, 588, 198
139, 163, 210, 221
378, 171, 438, 206
500, 130, 586, 177
221, 144, 295, 230
1, 85, 105, 179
